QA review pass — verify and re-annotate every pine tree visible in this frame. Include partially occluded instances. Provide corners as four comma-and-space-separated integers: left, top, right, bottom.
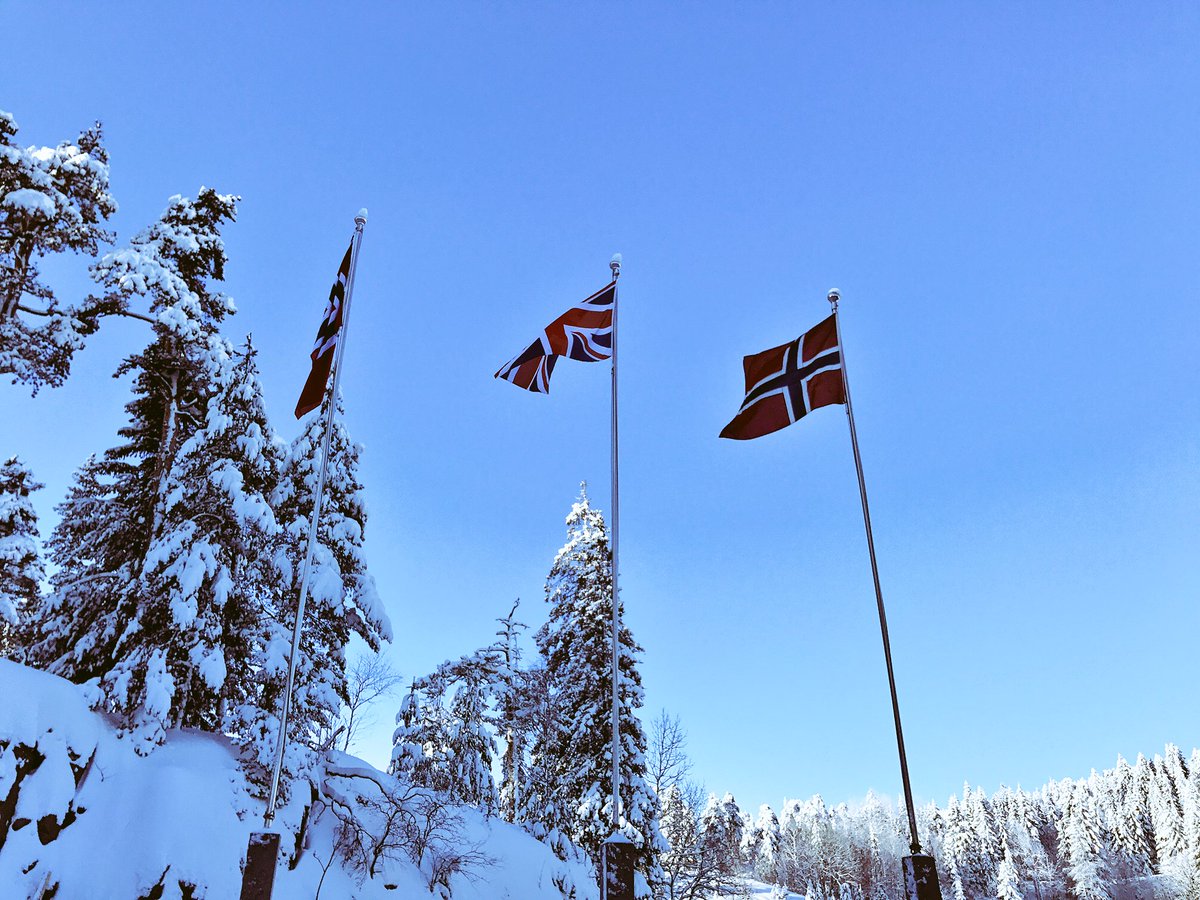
103, 337, 282, 752
996, 841, 1023, 900
0, 456, 44, 655
1111, 755, 1153, 877
26, 189, 239, 694
390, 684, 452, 792
525, 484, 663, 881
494, 600, 528, 822
1175, 768, 1200, 900
941, 795, 973, 900
0, 109, 117, 391
1149, 755, 1186, 863
446, 677, 498, 813
697, 792, 744, 882
658, 784, 699, 900
1062, 780, 1110, 900
245, 392, 391, 795
752, 804, 783, 884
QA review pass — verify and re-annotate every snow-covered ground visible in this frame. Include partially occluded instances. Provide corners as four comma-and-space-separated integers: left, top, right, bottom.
0, 659, 596, 899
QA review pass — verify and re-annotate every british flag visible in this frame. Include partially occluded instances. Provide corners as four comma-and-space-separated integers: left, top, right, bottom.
720, 314, 845, 440
295, 240, 353, 418
494, 281, 615, 393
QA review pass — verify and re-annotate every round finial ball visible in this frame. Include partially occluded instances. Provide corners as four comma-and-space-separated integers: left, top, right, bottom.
355, 208, 369, 224
610, 252, 623, 266
827, 288, 841, 301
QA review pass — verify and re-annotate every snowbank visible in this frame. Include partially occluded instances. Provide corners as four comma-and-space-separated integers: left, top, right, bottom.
0, 660, 595, 899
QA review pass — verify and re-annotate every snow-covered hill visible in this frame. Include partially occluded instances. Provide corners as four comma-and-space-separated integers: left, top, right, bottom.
0, 660, 596, 899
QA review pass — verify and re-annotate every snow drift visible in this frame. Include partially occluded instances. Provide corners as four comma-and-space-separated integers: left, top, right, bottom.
0, 659, 596, 899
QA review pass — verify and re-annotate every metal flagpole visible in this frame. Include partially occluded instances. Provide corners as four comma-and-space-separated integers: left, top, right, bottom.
608, 252, 622, 831
601, 252, 637, 900
827, 288, 924, 856
263, 210, 368, 826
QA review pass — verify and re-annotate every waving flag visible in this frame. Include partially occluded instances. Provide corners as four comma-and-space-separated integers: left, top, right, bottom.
295, 241, 353, 418
495, 281, 615, 393
720, 314, 845, 440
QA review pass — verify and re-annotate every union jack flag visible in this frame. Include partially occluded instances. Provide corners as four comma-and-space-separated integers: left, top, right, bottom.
295, 240, 353, 418
495, 281, 615, 393
720, 314, 845, 440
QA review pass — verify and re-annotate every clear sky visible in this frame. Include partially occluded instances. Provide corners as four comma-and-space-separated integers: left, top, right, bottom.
4, 2, 1198, 816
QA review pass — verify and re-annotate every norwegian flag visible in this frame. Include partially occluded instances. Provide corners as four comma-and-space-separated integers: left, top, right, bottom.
495, 281, 615, 393
295, 241, 353, 418
720, 314, 845, 440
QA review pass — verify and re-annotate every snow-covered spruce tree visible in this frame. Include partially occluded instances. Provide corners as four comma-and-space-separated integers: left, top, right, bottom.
697, 792, 744, 882
446, 677, 499, 814
243, 391, 391, 796
524, 484, 664, 883
1062, 780, 1110, 900
658, 785, 699, 900
494, 599, 528, 822
1149, 755, 1187, 865
390, 607, 532, 814
744, 804, 782, 884
1173, 766, 1200, 900
1110, 755, 1153, 879
0, 109, 117, 392
101, 337, 283, 752
391, 682, 455, 793
0, 456, 44, 656
25, 189, 239, 692
996, 840, 1023, 900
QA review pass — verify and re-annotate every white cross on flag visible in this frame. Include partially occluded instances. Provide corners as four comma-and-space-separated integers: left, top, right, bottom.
295, 241, 353, 418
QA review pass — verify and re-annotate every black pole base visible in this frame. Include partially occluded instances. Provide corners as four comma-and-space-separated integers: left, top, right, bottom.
600, 833, 635, 900
902, 854, 943, 900
240, 831, 280, 900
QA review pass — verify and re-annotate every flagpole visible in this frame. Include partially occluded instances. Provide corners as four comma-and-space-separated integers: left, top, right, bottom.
827, 288, 923, 856
608, 252, 623, 833
263, 210, 368, 826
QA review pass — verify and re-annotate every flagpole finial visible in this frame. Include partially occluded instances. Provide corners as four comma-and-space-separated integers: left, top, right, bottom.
610, 253, 622, 280
355, 208, 368, 226
828, 288, 840, 309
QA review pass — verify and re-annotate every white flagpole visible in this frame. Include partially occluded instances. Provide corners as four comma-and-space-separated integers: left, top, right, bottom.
608, 252, 623, 833
263, 210, 368, 826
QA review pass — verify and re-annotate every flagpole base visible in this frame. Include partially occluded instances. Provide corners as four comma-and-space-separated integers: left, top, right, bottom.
902, 854, 943, 900
240, 831, 280, 900
600, 833, 635, 900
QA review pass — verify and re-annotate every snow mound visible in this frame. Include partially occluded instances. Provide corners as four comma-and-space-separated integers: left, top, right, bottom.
0, 660, 595, 899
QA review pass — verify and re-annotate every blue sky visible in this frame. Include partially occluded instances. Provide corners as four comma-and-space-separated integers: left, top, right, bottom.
4, 2, 1198, 815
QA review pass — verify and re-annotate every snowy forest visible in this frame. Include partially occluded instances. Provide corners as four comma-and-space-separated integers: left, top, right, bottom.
2, 109, 1199, 900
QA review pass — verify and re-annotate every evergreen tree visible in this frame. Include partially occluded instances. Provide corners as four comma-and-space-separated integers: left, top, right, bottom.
103, 338, 282, 752
494, 599, 528, 822
26, 189, 239, 693
750, 804, 782, 884
1149, 756, 1186, 863
658, 784, 699, 900
389, 603, 532, 813
1175, 768, 1200, 900
0, 456, 43, 655
1132, 753, 1161, 873
445, 677, 498, 813
941, 796, 973, 900
996, 841, 1023, 900
390, 684, 453, 793
1062, 781, 1109, 900
1111, 755, 1153, 877
0, 109, 117, 391
698, 792, 744, 882
525, 484, 664, 881
245, 392, 391, 795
